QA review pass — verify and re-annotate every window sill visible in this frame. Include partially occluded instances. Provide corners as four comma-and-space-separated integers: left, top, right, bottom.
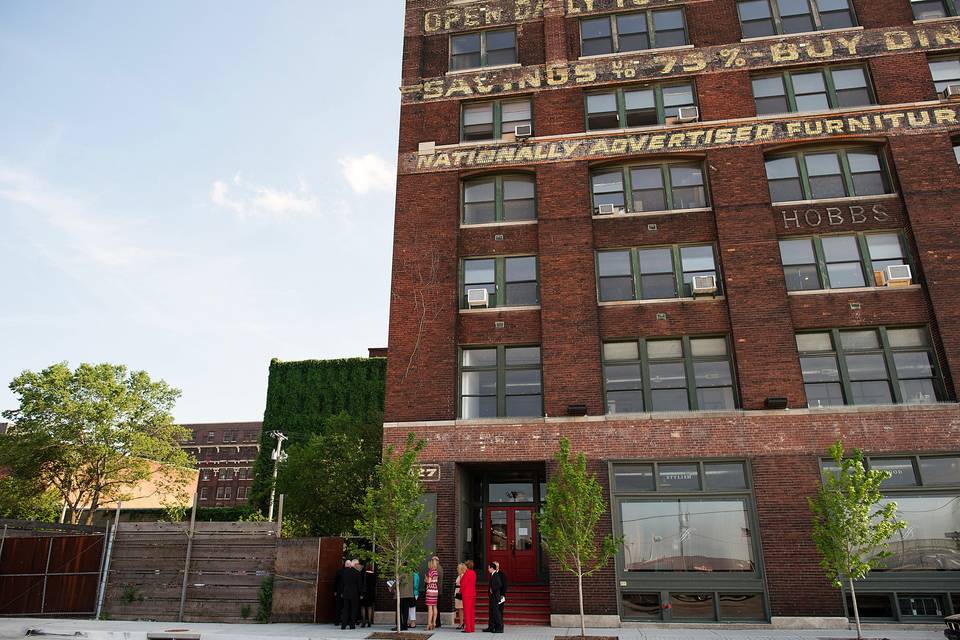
460, 220, 538, 229
599, 296, 725, 306
740, 25, 863, 43
772, 193, 898, 207
913, 16, 960, 25
578, 43, 694, 62
787, 284, 920, 296
446, 63, 521, 76
593, 207, 713, 219
459, 305, 541, 314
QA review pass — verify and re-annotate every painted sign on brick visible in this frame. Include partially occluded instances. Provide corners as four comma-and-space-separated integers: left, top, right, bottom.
401, 105, 960, 173
402, 21, 960, 103
779, 202, 893, 230
422, 0, 543, 34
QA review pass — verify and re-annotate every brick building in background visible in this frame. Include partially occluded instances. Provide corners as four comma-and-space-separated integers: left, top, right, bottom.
180, 422, 262, 508
385, 0, 960, 627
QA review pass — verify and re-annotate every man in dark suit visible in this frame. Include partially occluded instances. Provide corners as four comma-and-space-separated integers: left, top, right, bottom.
334, 560, 349, 626
484, 563, 504, 634
493, 561, 507, 623
340, 560, 363, 629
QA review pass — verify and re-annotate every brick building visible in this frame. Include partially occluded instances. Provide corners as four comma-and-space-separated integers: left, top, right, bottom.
180, 422, 262, 508
385, 0, 960, 627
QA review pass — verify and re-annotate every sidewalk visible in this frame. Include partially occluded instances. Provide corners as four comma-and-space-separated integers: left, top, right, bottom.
0, 619, 945, 640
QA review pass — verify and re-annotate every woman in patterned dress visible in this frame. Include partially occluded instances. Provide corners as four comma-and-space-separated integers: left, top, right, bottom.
425, 558, 440, 630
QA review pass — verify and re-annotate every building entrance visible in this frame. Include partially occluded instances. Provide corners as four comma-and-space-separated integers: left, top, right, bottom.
486, 506, 537, 583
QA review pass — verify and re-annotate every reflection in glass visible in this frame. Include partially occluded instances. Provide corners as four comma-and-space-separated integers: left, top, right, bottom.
490, 483, 535, 503
873, 495, 960, 571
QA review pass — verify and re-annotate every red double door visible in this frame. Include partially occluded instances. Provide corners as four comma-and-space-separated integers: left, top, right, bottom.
486, 506, 537, 583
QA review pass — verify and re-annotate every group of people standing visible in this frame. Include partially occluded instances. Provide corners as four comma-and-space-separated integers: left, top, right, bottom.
337, 557, 508, 634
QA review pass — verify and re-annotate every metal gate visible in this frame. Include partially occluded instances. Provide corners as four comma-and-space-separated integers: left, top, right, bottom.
0, 522, 106, 617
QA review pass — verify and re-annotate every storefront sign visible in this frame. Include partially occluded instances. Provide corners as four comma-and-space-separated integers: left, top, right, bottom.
402, 21, 960, 103
403, 105, 960, 173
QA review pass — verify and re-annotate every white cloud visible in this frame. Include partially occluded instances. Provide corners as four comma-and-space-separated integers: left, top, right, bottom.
339, 154, 396, 195
210, 173, 320, 217
0, 164, 158, 266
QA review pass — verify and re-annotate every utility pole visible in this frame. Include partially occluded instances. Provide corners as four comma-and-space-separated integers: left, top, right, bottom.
268, 431, 288, 522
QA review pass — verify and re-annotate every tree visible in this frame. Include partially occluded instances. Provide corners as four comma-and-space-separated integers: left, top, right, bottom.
808, 441, 907, 640
539, 438, 623, 637
354, 432, 432, 633
1, 363, 193, 525
276, 430, 381, 536
0, 474, 62, 522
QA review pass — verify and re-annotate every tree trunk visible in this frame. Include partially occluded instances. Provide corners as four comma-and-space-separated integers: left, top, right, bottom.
576, 556, 585, 637
848, 578, 862, 640
396, 555, 402, 633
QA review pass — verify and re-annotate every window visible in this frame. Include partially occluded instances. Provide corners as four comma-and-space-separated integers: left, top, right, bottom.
462, 256, 539, 308
580, 9, 687, 56
764, 148, 890, 203
597, 244, 721, 302
779, 232, 910, 291
450, 29, 517, 71
462, 174, 536, 225
819, 455, 960, 577
223, 430, 236, 443
955, 141, 960, 165
586, 82, 696, 129
200, 487, 208, 501
224, 487, 232, 500
216, 487, 225, 500
930, 56, 960, 93
462, 98, 532, 142
752, 65, 873, 115
237, 486, 248, 500
797, 327, 944, 407
243, 431, 257, 442
737, 0, 855, 38
591, 162, 707, 214
460, 346, 543, 418
201, 469, 211, 481
912, 0, 958, 20
603, 337, 737, 413
206, 431, 215, 443
238, 468, 248, 480
218, 468, 231, 480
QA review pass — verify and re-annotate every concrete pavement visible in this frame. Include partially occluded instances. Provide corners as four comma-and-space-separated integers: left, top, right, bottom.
0, 619, 946, 640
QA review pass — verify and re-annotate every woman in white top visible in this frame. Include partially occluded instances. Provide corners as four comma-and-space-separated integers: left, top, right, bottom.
454, 562, 466, 630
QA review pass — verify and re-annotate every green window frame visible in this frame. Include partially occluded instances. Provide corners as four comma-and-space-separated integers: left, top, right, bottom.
596, 244, 721, 302
602, 336, 738, 414
461, 255, 540, 309
591, 161, 708, 214
461, 98, 532, 142
778, 231, 912, 292
752, 65, 874, 115
580, 9, 688, 56
461, 174, 537, 225
736, 0, 856, 38
585, 82, 697, 130
912, 0, 959, 20
929, 56, 960, 93
764, 147, 892, 203
797, 326, 946, 408
450, 28, 517, 71
459, 345, 543, 419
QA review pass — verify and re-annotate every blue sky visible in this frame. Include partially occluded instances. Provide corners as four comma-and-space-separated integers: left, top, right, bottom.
0, 1, 403, 422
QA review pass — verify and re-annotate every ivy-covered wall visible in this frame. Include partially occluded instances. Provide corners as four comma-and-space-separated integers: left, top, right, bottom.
249, 357, 386, 511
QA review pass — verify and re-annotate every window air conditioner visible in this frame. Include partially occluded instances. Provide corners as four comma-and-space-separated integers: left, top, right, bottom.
675, 106, 700, 123
467, 288, 490, 308
944, 84, 960, 99
885, 264, 912, 287
597, 203, 617, 215
692, 274, 718, 294
514, 124, 533, 138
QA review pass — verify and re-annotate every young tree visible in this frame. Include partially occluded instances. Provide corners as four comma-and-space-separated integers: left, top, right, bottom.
539, 438, 623, 637
808, 441, 907, 640
1, 363, 193, 525
354, 432, 432, 634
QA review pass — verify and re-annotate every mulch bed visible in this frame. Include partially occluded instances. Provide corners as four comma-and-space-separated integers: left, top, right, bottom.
368, 633, 434, 640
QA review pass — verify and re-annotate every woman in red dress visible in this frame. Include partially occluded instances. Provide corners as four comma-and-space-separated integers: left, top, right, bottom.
460, 560, 477, 633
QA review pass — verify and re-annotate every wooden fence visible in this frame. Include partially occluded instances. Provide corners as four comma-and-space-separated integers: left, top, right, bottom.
103, 521, 278, 623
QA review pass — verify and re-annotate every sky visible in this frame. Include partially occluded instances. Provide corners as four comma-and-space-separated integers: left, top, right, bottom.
0, 1, 404, 422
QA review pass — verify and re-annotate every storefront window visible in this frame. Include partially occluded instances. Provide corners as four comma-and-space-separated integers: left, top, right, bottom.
719, 593, 766, 621
874, 495, 960, 571
620, 498, 755, 572
621, 593, 661, 620
670, 593, 714, 620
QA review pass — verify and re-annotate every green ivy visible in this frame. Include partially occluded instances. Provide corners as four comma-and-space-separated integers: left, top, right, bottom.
249, 357, 386, 512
